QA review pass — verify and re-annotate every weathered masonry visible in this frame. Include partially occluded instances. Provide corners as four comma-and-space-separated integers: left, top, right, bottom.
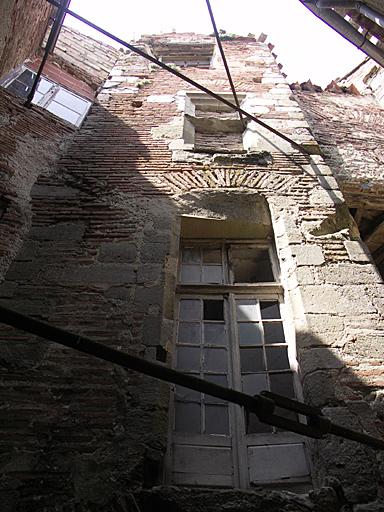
0, 6, 383, 511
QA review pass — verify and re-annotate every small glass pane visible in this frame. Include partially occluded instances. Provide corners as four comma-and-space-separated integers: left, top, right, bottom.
203, 249, 221, 263
260, 301, 281, 319
46, 101, 80, 124
236, 300, 259, 321
182, 248, 200, 263
37, 77, 54, 94
270, 373, 295, 399
204, 323, 226, 345
18, 69, 36, 88
177, 346, 200, 371
204, 374, 228, 403
7, 80, 30, 97
203, 300, 224, 321
175, 385, 200, 402
179, 299, 201, 321
31, 91, 44, 104
175, 402, 200, 433
54, 89, 89, 113
240, 348, 265, 372
242, 373, 268, 395
180, 264, 200, 283
203, 348, 227, 372
202, 265, 222, 283
205, 405, 229, 435
231, 247, 275, 283
246, 412, 273, 434
178, 322, 201, 344
263, 322, 285, 344
266, 346, 290, 370
238, 322, 262, 345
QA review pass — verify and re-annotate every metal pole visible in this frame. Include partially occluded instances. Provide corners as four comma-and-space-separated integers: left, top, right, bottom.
1, 303, 384, 449
205, 0, 245, 127
25, 0, 66, 107
44, 0, 311, 155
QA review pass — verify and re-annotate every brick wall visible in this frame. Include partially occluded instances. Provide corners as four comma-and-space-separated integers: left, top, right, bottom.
0, 0, 53, 78
0, 34, 383, 510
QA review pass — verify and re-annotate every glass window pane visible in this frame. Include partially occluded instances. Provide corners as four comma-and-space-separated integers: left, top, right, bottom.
204, 323, 226, 345
175, 402, 200, 433
46, 101, 80, 124
54, 89, 89, 113
7, 79, 30, 97
266, 346, 290, 370
182, 248, 200, 263
231, 247, 275, 283
202, 265, 222, 283
236, 300, 259, 321
18, 69, 36, 88
37, 77, 54, 94
203, 300, 224, 321
260, 301, 281, 319
180, 264, 200, 283
240, 348, 265, 372
175, 385, 200, 402
205, 405, 229, 435
179, 299, 201, 321
270, 373, 295, 399
204, 374, 228, 403
178, 322, 201, 344
203, 348, 227, 372
31, 91, 44, 104
238, 322, 262, 345
263, 322, 285, 344
203, 249, 221, 263
177, 346, 200, 371
246, 412, 273, 434
242, 373, 268, 395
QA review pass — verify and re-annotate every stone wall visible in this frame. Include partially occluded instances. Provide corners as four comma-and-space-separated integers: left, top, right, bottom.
0, 89, 74, 281
0, 34, 383, 511
0, 0, 53, 78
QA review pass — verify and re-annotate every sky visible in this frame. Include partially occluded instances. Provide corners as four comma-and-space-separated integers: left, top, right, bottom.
63, 0, 366, 87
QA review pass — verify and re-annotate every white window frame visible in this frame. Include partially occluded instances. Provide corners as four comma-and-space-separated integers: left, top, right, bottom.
1, 65, 91, 127
167, 240, 312, 489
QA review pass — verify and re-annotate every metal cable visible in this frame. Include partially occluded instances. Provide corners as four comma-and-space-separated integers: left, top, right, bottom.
0, 304, 383, 450
205, 0, 245, 127
43, 0, 311, 155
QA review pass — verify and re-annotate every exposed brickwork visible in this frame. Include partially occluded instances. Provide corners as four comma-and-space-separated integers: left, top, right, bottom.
0, 89, 74, 281
0, 33, 383, 510
28, 57, 96, 101
0, 0, 53, 78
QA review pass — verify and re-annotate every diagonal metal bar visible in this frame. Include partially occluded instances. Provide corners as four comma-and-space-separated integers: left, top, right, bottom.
25, 0, 67, 107
0, 303, 384, 449
44, 0, 311, 155
205, 0, 245, 127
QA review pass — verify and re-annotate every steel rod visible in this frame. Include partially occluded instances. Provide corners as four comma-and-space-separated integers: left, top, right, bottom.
205, 0, 245, 127
0, 303, 384, 449
44, 0, 310, 155
25, 0, 66, 107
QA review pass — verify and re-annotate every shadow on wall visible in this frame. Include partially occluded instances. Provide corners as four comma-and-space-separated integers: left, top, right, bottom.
0, 96, 382, 510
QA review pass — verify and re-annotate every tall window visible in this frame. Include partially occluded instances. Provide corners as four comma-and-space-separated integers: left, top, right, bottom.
169, 240, 311, 488
1, 67, 91, 127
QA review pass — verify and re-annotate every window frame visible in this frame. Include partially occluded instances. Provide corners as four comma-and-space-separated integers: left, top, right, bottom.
167, 239, 312, 489
1, 65, 91, 127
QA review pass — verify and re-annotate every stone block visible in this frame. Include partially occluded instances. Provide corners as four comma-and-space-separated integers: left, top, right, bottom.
317, 262, 382, 285
301, 285, 376, 315
30, 222, 86, 241
309, 187, 344, 206
344, 241, 371, 263
143, 315, 163, 346
141, 242, 169, 263
137, 264, 163, 285
105, 286, 132, 300
61, 264, 136, 285
135, 286, 163, 312
291, 244, 324, 266
98, 242, 137, 263
300, 347, 344, 376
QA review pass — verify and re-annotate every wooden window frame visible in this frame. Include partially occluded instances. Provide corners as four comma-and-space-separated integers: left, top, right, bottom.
166, 240, 312, 489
